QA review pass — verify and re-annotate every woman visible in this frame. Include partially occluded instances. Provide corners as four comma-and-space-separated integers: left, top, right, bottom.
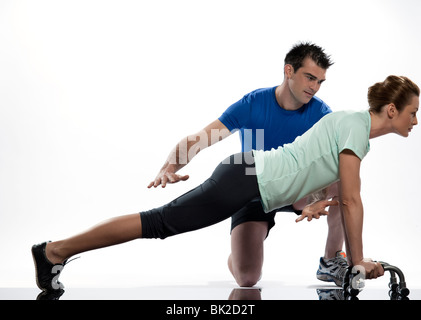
32, 75, 419, 291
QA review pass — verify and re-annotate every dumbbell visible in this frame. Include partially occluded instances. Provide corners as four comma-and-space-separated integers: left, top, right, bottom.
343, 261, 410, 300
378, 261, 410, 299
342, 266, 365, 298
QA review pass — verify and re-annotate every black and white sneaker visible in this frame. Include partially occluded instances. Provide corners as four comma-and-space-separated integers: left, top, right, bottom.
31, 241, 66, 291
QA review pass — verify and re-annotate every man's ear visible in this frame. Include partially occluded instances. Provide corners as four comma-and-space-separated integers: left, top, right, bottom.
284, 64, 294, 79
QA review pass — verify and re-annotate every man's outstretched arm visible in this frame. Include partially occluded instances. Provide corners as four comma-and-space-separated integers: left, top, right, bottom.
148, 119, 231, 188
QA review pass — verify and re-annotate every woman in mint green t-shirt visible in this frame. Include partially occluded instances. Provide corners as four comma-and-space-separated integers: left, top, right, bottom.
33, 76, 419, 291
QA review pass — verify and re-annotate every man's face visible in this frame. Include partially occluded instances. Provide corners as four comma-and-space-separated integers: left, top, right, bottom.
286, 57, 327, 105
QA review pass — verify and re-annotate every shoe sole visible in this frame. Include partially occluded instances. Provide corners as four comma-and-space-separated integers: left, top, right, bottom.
317, 272, 342, 287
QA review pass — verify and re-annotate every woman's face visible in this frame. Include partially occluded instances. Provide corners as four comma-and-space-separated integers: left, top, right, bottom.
393, 95, 419, 137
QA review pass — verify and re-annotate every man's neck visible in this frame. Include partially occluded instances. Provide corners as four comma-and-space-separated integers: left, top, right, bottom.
275, 83, 304, 111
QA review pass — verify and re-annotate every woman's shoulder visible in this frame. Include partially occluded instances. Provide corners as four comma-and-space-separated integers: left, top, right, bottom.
324, 110, 370, 125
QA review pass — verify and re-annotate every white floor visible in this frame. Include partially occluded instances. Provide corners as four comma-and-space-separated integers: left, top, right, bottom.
1, 280, 419, 300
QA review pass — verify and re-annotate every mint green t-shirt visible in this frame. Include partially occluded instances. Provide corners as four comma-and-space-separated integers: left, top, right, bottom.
253, 110, 371, 212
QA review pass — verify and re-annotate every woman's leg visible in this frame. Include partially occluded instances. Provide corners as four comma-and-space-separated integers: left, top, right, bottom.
43, 152, 259, 264
45, 214, 143, 264
228, 221, 268, 287
33, 153, 259, 291
140, 152, 260, 239
324, 199, 345, 259
32, 213, 145, 291
323, 182, 345, 259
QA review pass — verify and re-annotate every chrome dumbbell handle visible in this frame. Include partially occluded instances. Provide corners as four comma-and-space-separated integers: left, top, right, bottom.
378, 262, 409, 297
343, 261, 410, 299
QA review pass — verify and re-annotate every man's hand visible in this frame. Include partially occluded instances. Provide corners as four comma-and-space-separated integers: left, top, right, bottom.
147, 119, 231, 189
295, 199, 339, 222
147, 165, 189, 188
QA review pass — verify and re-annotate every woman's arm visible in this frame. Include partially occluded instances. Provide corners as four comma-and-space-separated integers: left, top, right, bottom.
339, 150, 363, 263
339, 149, 384, 279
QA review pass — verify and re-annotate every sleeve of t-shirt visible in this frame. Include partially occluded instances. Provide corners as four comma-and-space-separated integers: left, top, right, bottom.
320, 101, 332, 116
337, 117, 368, 161
218, 94, 252, 132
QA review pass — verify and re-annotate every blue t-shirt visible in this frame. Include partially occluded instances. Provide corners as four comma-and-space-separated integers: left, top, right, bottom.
219, 86, 332, 151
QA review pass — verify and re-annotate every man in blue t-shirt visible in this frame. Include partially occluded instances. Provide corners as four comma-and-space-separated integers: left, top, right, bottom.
148, 42, 347, 287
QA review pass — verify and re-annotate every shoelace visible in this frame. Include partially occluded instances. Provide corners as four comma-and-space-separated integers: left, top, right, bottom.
62, 256, 80, 266
50, 256, 80, 290
334, 256, 348, 267
327, 256, 348, 280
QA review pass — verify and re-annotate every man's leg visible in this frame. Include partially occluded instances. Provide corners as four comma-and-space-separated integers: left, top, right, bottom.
228, 221, 268, 287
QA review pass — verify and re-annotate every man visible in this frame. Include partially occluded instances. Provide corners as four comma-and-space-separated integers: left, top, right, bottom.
148, 42, 347, 287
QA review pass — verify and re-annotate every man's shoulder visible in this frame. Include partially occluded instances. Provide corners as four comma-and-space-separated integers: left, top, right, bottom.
308, 96, 332, 114
243, 86, 276, 100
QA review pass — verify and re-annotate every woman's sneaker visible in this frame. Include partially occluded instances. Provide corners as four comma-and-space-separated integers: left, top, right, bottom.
31, 241, 66, 291
316, 288, 345, 300
316, 251, 348, 287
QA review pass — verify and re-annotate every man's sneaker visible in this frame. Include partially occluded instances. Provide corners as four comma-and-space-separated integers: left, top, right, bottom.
316, 251, 348, 287
32, 241, 66, 291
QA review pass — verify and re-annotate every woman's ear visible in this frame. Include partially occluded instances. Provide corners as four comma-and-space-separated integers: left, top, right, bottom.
386, 103, 397, 119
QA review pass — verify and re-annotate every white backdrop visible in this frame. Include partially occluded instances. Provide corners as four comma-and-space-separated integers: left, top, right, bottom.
1, 0, 421, 289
